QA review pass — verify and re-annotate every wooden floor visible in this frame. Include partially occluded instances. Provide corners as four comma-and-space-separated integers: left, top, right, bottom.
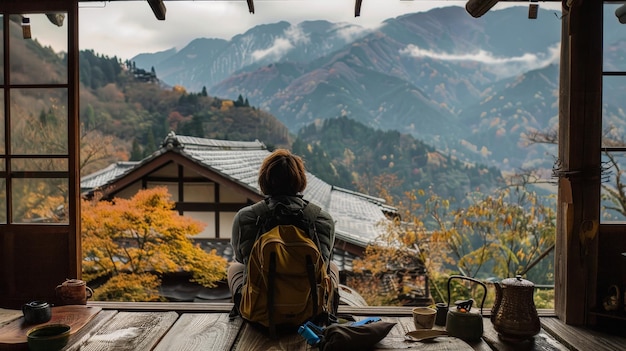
1, 302, 625, 351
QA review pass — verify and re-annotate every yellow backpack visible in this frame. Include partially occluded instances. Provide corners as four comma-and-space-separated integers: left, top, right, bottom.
239, 201, 335, 336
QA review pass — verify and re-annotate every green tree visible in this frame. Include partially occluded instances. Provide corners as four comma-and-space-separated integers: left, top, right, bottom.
235, 94, 245, 107
130, 139, 143, 161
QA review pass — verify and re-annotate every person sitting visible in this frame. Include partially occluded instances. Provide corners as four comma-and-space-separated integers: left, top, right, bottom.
227, 149, 339, 324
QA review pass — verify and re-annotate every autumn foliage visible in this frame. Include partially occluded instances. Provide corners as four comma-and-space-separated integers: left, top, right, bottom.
81, 187, 228, 301
353, 174, 556, 308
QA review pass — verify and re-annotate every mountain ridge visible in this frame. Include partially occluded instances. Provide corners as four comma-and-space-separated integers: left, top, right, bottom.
126, 5, 626, 182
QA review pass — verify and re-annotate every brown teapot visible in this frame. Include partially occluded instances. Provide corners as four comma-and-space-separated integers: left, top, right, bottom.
490, 275, 540, 341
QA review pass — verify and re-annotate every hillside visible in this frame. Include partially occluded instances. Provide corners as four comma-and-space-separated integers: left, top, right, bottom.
293, 117, 504, 203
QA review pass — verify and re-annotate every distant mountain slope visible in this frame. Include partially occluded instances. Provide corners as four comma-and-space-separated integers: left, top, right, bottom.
204, 6, 563, 171
457, 63, 560, 170
379, 6, 559, 57
132, 20, 369, 93
211, 58, 460, 138
294, 116, 504, 203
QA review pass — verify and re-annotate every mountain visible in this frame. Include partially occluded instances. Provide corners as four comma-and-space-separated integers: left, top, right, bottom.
5, 10, 511, 207
293, 116, 504, 203
131, 20, 369, 93
132, 6, 569, 173
94, 5, 626, 194
456, 63, 560, 170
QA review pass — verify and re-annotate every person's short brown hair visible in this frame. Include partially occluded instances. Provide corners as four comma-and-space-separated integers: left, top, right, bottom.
258, 149, 307, 196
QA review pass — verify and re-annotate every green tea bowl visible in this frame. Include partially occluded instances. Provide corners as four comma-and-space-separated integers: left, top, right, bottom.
26, 323, 71, 351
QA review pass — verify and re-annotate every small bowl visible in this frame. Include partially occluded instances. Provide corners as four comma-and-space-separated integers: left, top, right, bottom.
26, 323, 71, 351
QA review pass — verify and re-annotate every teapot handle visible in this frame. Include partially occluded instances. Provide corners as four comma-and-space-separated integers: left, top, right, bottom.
447, 275, 487, 315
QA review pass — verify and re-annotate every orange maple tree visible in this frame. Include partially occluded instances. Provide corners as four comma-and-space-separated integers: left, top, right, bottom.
81, 186, 228, 301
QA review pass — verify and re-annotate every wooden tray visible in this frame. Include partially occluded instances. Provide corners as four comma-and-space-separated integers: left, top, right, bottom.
0, 305, 101, 345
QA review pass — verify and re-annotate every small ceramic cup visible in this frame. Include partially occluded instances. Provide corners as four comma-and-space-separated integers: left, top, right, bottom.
27, 323, 71, 351
55, 279, 93, 305
412, 306, 437, 330
435, 303, 448, 326
22, 301, 52, 325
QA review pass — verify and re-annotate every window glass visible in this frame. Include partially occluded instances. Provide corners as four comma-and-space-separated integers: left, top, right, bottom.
11, 158, 67, 172
601, 152, 626, 222
605, 4, 626, 72
9, 13, 67, 85
11, 178, 68, 224
602, 75, 626, 148
10, 88, 68, 155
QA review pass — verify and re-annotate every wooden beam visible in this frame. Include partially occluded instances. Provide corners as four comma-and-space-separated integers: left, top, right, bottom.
555, 0, 602, 325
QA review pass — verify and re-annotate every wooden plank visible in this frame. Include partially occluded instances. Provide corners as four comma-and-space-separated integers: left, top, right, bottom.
0, 310, 21, 328
89, 301, 235, 313
395, 316, 489, 351
370, 316, 414, 350
64, 310, 117, 351
541, 317, 626, 351
76, 311, 178, 351
482, 317, 568, 351
233, 322, 311, 351
338, 306, 415, 317
153, 313, 241, 351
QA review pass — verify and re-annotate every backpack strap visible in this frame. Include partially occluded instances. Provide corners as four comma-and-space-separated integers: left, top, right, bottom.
252, 199, 322, 243
306, 255, 318, 316
251, 199, 272, 240
268, 252, 277, 338
300, 202, 323, 249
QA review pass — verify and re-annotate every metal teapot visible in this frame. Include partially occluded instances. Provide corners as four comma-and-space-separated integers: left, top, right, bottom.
445, 275, 486, 341
22, 300, 52, 324
491, 275, 540, 341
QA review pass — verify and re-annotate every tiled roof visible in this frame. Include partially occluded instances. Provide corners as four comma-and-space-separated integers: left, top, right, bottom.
81, 162, 139, 192
80, 132, 394, 247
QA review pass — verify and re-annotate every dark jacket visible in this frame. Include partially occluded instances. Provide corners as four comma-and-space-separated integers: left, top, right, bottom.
231, 195, 335, 264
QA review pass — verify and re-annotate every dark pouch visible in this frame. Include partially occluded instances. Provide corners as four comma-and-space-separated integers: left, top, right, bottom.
320, 321, 396, 351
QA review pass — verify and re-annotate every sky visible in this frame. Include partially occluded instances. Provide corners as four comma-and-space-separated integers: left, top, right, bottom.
30, 0, 561, 61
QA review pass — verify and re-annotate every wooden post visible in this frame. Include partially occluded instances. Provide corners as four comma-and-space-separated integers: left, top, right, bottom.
555, 0, 602, 325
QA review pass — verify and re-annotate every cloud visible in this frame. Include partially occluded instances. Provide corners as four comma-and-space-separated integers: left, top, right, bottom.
250, 24, 310, 61
285, 24, 311, 45
251, 37, 294, 61
333, 23, 374, 43
74, 1, 467, 59
32, 1, 561, 60
400, 43, 561, 79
